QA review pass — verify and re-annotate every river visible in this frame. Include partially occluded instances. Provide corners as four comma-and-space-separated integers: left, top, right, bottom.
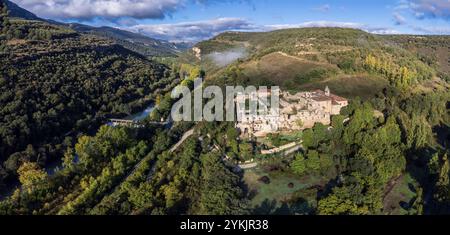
0, 103, 158, 200
45, 103, 156, 176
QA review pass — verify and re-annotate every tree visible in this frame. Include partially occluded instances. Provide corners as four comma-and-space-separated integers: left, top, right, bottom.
62, 148, 76, 171
0, 0, 9, 52
429, 153, 441, 175
0, 1, 9, 37
317, 186, 371, 215
307, 150, 321, 172
17, 162, 48, 192
364, 54, 377, 72
197, 153, 248, 215
128, 183, 154, 209
226, 125, 239, 141
318, 174, 383, 215
291, 153, 307, 175
318, 194, 363, 215
162, 181, 183, 209
435, 154, 450, 204
292, 150, 332, 176
406, 114, 432, 150
409, 187, 424, 215
239, 142, 254, 161
399, 66, 412, 87
343, 102, 375, 145
302, 129, 315, 149
357, 116, 405, 184
331, 115, 345, 139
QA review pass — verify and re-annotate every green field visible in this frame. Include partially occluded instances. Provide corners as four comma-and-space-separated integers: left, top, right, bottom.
207, 51, 391, 99
243, 167, 326, 215
383, 173, 420, 215
241, 52, 336, 88
296, 74, 390, 99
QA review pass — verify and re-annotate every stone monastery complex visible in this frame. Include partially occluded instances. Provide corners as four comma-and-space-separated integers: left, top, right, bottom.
236, 87, 348, 137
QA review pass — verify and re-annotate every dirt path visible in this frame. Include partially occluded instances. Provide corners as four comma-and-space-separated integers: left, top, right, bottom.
169, 128, 195, 153
239, 162, 259, 169
275, 52, 330, 66
261, 141, 303, 156
383, 174, 404, 201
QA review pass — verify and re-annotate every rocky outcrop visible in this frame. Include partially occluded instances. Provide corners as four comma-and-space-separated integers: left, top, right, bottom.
192, 47, 202, 60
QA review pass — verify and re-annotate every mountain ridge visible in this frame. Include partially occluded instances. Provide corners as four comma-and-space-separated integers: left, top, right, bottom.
4, 0, 39, 20
0, 1, 179, 195
3, 0, 189, 57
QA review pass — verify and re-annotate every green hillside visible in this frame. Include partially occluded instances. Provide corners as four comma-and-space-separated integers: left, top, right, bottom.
4, 0, 39, 20
0, 17, 178, 190
382, 35, 450, 81
3, 0, 187, 58
67, 23, 187, 57
0, 1, 243, 217
191, 28, 446, 98
186, 28, 449, 215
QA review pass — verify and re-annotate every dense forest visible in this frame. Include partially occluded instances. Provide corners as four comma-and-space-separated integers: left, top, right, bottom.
2, 84, 446, 215
384, 35, 450, 82
0, 2, 178, 195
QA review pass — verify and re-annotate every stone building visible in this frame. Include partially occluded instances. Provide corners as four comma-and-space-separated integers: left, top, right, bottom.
236, 87, 348, 137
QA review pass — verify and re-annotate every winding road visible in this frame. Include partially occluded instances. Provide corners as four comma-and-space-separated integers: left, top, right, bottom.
169, 128, 195, 153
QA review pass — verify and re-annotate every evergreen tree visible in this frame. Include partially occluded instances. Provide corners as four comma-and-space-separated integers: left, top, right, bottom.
0, 0, 10, 36
435, 154, 450, 205
17, 162, 48, 193
0, 0, 10, 53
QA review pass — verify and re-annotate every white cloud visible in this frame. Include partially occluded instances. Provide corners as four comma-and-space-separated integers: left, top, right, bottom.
11, 0, 184, 20
266, 21, 362, 30
207, 48, 247, 67
11, 0, 253, 20
129, 17, 256, 42
398, 0, 450, 20
393, 0, 450, 35
411, 25, 450, 34
393, 12, 407, 25
127, 19, 401, 43
313, 4, 331, 12
265, 21, 400, 35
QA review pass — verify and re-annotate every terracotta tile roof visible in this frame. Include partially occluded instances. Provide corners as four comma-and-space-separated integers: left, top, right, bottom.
330, 94, 347, 102
314, 90, 325, 94
312, 96, 332, 102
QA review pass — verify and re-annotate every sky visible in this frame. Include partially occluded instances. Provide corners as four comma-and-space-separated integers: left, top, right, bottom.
10, 0, 450, 42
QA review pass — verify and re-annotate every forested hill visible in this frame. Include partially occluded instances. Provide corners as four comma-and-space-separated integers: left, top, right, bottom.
2, 0, 187, 57
0, 8, 179, 192
4, 0, 39, 20
382, 35, 450, 81
186, 27, 450, 215
67, 23, 187, 57
0, 1, 449, 216
189, 28, 448, 99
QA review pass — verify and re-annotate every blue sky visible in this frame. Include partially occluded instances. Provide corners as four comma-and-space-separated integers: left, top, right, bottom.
11, 0, 450, 42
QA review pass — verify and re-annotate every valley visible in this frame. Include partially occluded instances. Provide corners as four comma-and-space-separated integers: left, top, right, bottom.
0, 0, 449, 216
